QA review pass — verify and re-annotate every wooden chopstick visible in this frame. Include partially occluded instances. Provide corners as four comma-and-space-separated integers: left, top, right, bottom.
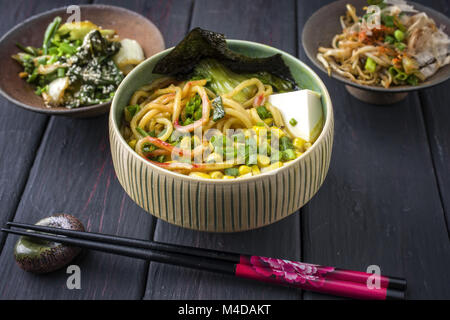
2, 228, 233, 274
7, 222, 238, 263
5, 222, 406, 292
2, 224, 406, 300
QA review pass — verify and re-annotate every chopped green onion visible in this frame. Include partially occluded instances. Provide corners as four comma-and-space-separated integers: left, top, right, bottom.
394, 30, 405, 42
281, 149, 296, 161
57, 68, 66, 78
279, 136, 294, 151
395, 42, 407, 51
385, 35, 395, 44
224, 167, 239, 177
256, 106, 272, 120
289, 118, 298, 126
381, 14, 395, 28
136, 127, 149, 137
407, 74, 419, 86
365, 57, 377, 73
395, 71, 408, 81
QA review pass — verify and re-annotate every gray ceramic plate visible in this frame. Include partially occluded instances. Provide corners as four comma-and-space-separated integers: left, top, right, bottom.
302, 0, 450, 103
0, 5, 165, 117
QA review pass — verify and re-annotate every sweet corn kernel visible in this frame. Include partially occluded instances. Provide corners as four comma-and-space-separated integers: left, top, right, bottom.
257, 155, 271, 167
270, 126, 285, 138
180, 137, 191, 149
251, 165, 261, 175
206, 153, 223, 163
263, 118, 273, 125
238, 165, 252, 176
189, 172, 211, 179
222, 175, 235, 179
192, 135, 201, 147
252, 126, 268, 137
293, 137, 306, 151
128, 139, 137, 149
239, 172, 253, 179
210, 171, 224, 179
261, 161, 283, 173
304, 142, 312, 150
295, 151, 303, 158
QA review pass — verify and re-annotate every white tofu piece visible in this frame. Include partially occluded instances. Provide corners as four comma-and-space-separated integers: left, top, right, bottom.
268, 90, 324, 142
113, 39, 145, 74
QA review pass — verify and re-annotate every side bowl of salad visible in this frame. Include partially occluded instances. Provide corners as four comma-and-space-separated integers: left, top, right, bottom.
302, 0, 450, 104
0, 5, 165, 117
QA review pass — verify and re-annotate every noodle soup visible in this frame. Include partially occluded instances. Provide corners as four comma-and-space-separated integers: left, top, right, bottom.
120, 75, 314, 180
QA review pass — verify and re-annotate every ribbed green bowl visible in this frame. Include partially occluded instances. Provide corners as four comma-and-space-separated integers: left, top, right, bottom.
109, 40, 334, 232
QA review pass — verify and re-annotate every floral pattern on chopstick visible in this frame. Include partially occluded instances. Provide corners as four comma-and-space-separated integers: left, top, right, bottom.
238, 256, 335, 287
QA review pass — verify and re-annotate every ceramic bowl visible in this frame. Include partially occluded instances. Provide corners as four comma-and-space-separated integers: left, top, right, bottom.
0, 4, 164, 117
109, 40, 334, 232
302, 0, 450, 104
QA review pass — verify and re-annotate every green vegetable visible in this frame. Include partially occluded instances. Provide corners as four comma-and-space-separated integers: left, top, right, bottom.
155, 155, 166, 163
185, 94, 201, 118
256, 106, 272, 120
395, 71, 408, 81
394, 30, 405, 42
407, 74, 419, 86
190, 59, 295, 102
42, 17, 62, 55
57, 42, 77, 56
183, 94, 202, 124
57, 21, 115, 40
395, 42, 406, 51
365, 57, 377, 73
289, 118, 298, 126
381, 15, 395, 28
385, 35, 395, 44
153, 28, 298, 90
142, 142, 156, 154
279, 136, 294, 151
57, 68, 66, 78
189, 59, 250, 103
16, 43, 39, 56
281, 149, 296, 161
136, 127, 150, 137
212, 96, 225, 121
389, 66, 409, 82
65, 30, 123, 108
242, 71, 294, 92
224, 167, 239, 177
125, 105, 140, 121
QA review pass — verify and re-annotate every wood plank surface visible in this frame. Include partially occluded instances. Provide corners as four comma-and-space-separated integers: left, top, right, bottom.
296, 0, 450, 299
415, 0, 450, 235
0, 0, 86, 254
0, 0, 191, 299
0, 0, 448, 300
143, 0, 302, 300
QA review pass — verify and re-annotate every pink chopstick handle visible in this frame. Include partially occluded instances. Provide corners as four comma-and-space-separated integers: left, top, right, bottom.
235, 256, 403, 300
235, 263, 388, 300
239, 255, 392, 287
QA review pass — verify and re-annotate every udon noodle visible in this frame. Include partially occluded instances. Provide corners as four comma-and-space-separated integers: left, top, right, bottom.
317, 1, 450, 88
120, 77, 311, 179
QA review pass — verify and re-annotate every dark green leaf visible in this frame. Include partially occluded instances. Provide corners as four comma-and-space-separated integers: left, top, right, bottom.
153, 28, 298, 89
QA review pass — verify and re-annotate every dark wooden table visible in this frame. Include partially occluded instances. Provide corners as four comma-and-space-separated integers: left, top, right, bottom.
0, 0, 449, 300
